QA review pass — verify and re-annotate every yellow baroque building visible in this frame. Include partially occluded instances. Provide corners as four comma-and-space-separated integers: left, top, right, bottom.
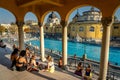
111, 22, 120, 40
68, 7, 120, 42
68, 7, 103, 42
68, 21, 103, 42
43, 7, 120, 42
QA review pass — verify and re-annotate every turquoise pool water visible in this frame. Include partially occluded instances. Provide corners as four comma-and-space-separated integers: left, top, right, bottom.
27, 38, 120, 66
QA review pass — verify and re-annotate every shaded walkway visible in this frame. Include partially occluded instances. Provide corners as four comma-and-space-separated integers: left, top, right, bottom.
0, 43, 81, 80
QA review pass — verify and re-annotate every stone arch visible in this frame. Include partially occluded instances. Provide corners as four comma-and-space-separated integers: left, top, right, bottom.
24, 12, 38, 22
112, 5, 120, 20
0, 8, 16, 23
23, 12, 39, 39
64, 5, 102, 23
40, 10, 61, 25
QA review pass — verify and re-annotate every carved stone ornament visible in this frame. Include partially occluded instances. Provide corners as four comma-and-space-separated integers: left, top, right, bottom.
101, 17, 114, 27
38, 22, 45, 27
61, 20, 69, 27
37, 22, 41, 27
16, 21, 24, 27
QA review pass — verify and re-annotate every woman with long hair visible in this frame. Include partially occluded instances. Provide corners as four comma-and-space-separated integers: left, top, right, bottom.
16, 50, 27, 71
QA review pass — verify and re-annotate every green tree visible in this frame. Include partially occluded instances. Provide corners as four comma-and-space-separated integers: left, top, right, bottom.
0, 26, 6, 35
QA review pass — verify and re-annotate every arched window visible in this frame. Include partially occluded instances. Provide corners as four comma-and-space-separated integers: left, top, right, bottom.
89, 26, 94, 32
114, 26, 119, 29
79, 26, 84, 32
90, 17, 94, 20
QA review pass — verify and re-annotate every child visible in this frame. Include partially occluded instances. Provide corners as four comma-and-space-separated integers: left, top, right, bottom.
27, 55, 39, 72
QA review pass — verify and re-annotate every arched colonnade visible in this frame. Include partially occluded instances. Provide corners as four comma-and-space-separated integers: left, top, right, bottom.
1, 0, 120, 80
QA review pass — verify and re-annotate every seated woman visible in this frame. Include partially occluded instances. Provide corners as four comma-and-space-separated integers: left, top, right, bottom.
74, 62, 83, 76
16, 50, 27, 71
0, 40, 6, 48
58, 57, 63, 68
10, 48, 19, 70
84, 64, 92, 80
27, 55, 39, 72
25, 47, 31, 64
46, 56, 55, 73
12, 44, 17, 50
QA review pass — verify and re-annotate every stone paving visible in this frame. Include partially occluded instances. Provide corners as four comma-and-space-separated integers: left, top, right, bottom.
0, 43, 82, 80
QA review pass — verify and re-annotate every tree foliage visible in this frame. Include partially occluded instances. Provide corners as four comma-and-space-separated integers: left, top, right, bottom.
0, 26, 6, 32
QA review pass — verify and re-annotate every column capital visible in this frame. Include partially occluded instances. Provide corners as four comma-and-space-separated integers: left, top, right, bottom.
16, 21, 24, 27
38, 22, 45, 27
60, 20, 69, 27
101, 17, 114, 27
38, 22, 42, 27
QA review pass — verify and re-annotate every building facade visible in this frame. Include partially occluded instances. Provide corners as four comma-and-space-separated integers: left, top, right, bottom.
111, 22, 120, 40
44, 12, 62, 39
42, 7, 120, 42
68, 7, 102, 42
69, 7, 120, 42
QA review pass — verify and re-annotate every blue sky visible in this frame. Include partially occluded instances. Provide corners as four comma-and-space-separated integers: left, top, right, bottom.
0, 6, 120, 24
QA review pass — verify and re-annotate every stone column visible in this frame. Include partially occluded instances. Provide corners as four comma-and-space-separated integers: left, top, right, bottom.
16, 21, 24, 50
61, 20, 68, 66
38, 22, 45, 61
99, 17, 114, 80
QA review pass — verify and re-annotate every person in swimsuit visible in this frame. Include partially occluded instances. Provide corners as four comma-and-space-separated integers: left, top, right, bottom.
58, 57, 63, 68
84, 64, 92, 80
10, 48, 19, 71
74, 62, 83, 76
27, 55, 39, 72
16, 50, 27, 71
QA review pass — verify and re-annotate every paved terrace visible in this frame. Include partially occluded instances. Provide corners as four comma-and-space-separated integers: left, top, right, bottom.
0, 43, 83, 80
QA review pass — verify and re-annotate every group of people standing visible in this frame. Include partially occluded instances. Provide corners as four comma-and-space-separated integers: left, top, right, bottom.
10, 45, 55, 73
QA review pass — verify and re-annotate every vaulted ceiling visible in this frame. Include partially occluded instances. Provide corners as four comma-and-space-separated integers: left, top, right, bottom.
0, 0, 120, 22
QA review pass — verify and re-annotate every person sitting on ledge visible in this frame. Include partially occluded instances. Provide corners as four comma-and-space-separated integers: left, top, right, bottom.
12, 44, 17, 50
47, 57, 55, 73
27, 55, 39, 72
43, 56, 55, 73
84, 64, 92, 80
10, 48, 19, 71
58, 57, 63, 68
16, 50, 27, 71
74, 62, 83, 76
0, 40, 6, 48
